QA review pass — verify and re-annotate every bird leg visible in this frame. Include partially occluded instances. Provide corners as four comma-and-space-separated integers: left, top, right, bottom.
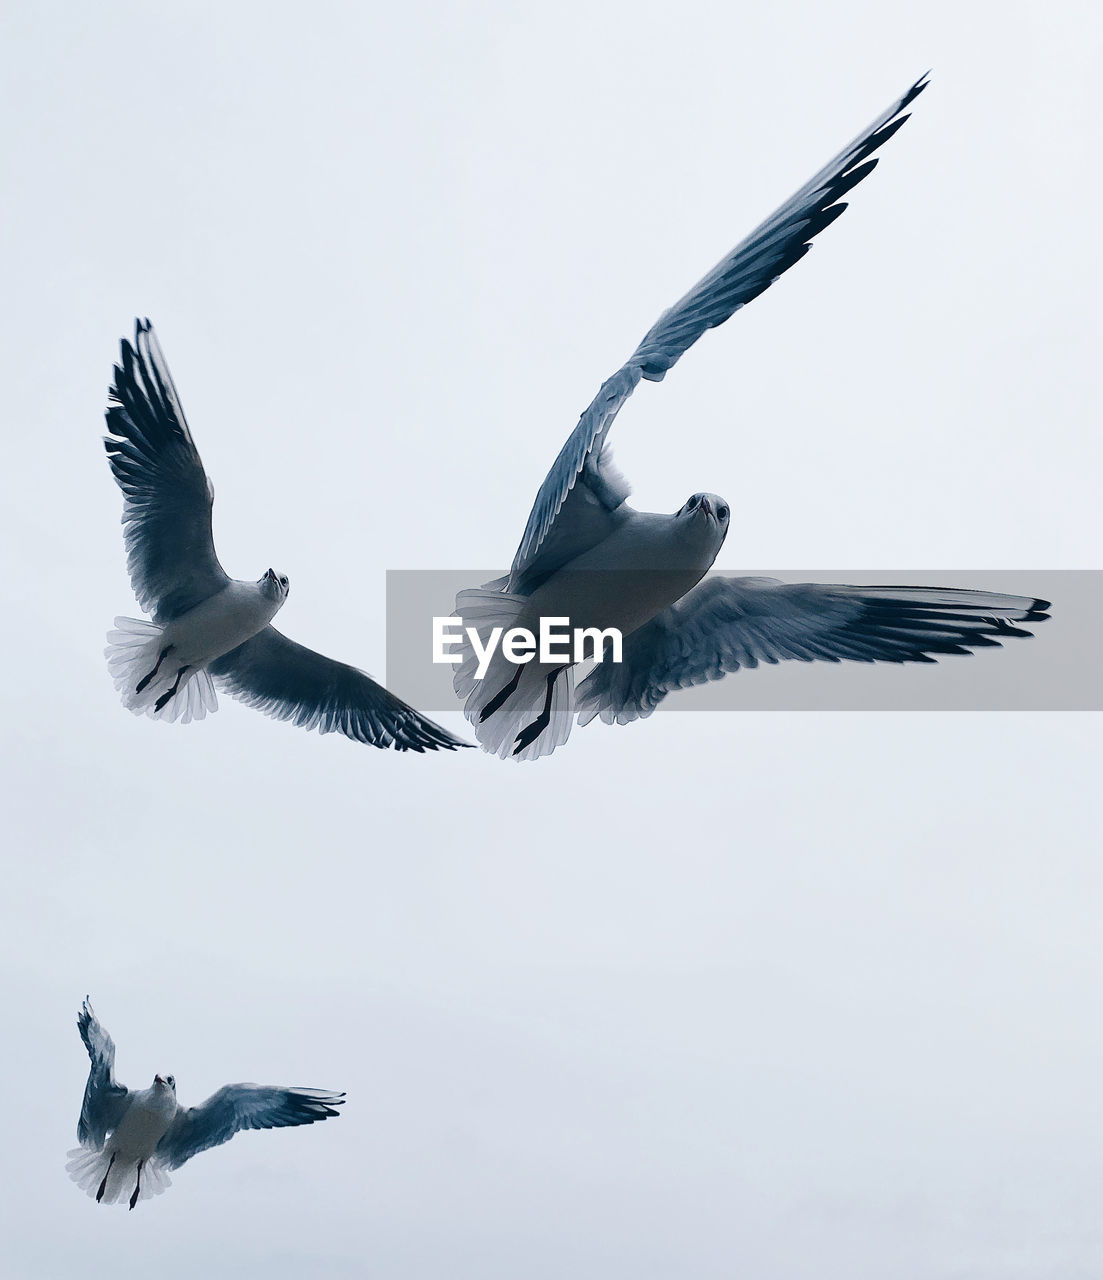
96, 1151, 116, 1202
135, 645, 174, 694
154, 666, 191, 713
129, 1161, 143, 1210
479, 663, 525, 722
513, 667, 564, 755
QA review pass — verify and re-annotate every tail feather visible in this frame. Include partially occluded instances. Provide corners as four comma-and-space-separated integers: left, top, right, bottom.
518, 662, 575, 763
66, 1146, 172, 1207
105, 617, 217, 724
452, 587, 575, 761
451, 588, 528, 705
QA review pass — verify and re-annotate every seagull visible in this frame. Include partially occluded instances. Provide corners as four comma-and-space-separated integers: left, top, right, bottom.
66, 999, 344, 1209
452, 74, 1050, 760
104, 319, 468, 751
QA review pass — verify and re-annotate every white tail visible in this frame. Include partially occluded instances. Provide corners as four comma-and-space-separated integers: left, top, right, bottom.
105, 617, 217, 724
452, 588, 575, 762
66, 1146, 172, 1207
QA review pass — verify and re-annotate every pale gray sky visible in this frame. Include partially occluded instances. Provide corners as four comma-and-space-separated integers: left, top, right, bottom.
1, 2, 1101, 1277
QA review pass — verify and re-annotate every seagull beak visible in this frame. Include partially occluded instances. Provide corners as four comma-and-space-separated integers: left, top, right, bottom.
154, 1074, 164, 1085
699, 497, 712, 517
265, 568, 276, 583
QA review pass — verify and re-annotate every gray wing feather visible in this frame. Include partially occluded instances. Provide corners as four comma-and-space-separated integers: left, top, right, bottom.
76, 998, 129, 1149
208, 626, 470, 751
507, 366, 639, 593
104, 319, 229, 622
508, 75, 928, 591
157, 1084, 344, 1170
576, 579, 1051, 724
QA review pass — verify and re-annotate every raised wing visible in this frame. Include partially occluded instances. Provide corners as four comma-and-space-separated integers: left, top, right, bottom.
157, 1084, 344, 1170
208, 625, 470, 751
507, 366, 638, 594
508, 75, 928, 592
576, 578, 1051, 724
75, 998, 129, 1149
104, 320, 228, 622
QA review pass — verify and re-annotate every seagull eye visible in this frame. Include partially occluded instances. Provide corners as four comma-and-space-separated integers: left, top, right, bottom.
167, 1076, 174, 1086
718, 504, 729, 520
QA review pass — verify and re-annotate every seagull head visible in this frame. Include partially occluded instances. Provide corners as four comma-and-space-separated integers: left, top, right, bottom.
676, 492, 730, 562
679, 492, 729, 527
153, 1074, 176, 1093
260, 567, 291, 602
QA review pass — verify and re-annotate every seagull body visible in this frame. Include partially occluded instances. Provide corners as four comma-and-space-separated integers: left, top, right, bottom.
518, 503, 724, 634
67, 1000, 344, 1209
72, 1079, 178, 1208
466, 502, 726, 755
105, 321, 468, 750
151, 578, 287, 671
454, 74, 1050, 760
110, 575, 287, 721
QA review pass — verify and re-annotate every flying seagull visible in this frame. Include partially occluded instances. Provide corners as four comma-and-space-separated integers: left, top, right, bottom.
66, 999, 344, 1209
452, 74, 1050, 760
104, 320, 468, 751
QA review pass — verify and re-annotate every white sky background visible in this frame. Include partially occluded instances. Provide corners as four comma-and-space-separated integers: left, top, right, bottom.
1, 1, 1101, 1276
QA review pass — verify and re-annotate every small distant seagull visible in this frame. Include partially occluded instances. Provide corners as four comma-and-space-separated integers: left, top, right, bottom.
104, 320, 468, 751
453, 75, 1050, 759
67, 1000, 344, 1209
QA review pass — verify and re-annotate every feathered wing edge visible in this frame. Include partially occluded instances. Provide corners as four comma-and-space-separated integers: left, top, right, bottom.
75, 998, 129, 1149
104, 319, 228, 623
576, 581, 1052, 725
157, 1085, 346, 1170
209, 626, 470, 752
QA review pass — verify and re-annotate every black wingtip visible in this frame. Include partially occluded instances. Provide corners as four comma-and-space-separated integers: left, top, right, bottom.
405, 711, 475, 752
903, 71, 931, 108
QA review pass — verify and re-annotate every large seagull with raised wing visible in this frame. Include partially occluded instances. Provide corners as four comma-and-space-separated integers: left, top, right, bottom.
67, 1000, 344, 1209
103, 320, 467, 751
452, 75, 1050, 760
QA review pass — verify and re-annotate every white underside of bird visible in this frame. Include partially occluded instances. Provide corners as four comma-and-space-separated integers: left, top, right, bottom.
455, 503, 726, 758
67, 1080, 177, 1208
106, 575, 286, 724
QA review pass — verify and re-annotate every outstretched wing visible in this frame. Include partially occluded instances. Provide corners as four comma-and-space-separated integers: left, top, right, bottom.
576, 579, 1051, 724
104, 319, 229, 622
157, 1084, 344, 1170
208, 625, 470, 751
75, 999, 129, 1149
508, 74, 929, 593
